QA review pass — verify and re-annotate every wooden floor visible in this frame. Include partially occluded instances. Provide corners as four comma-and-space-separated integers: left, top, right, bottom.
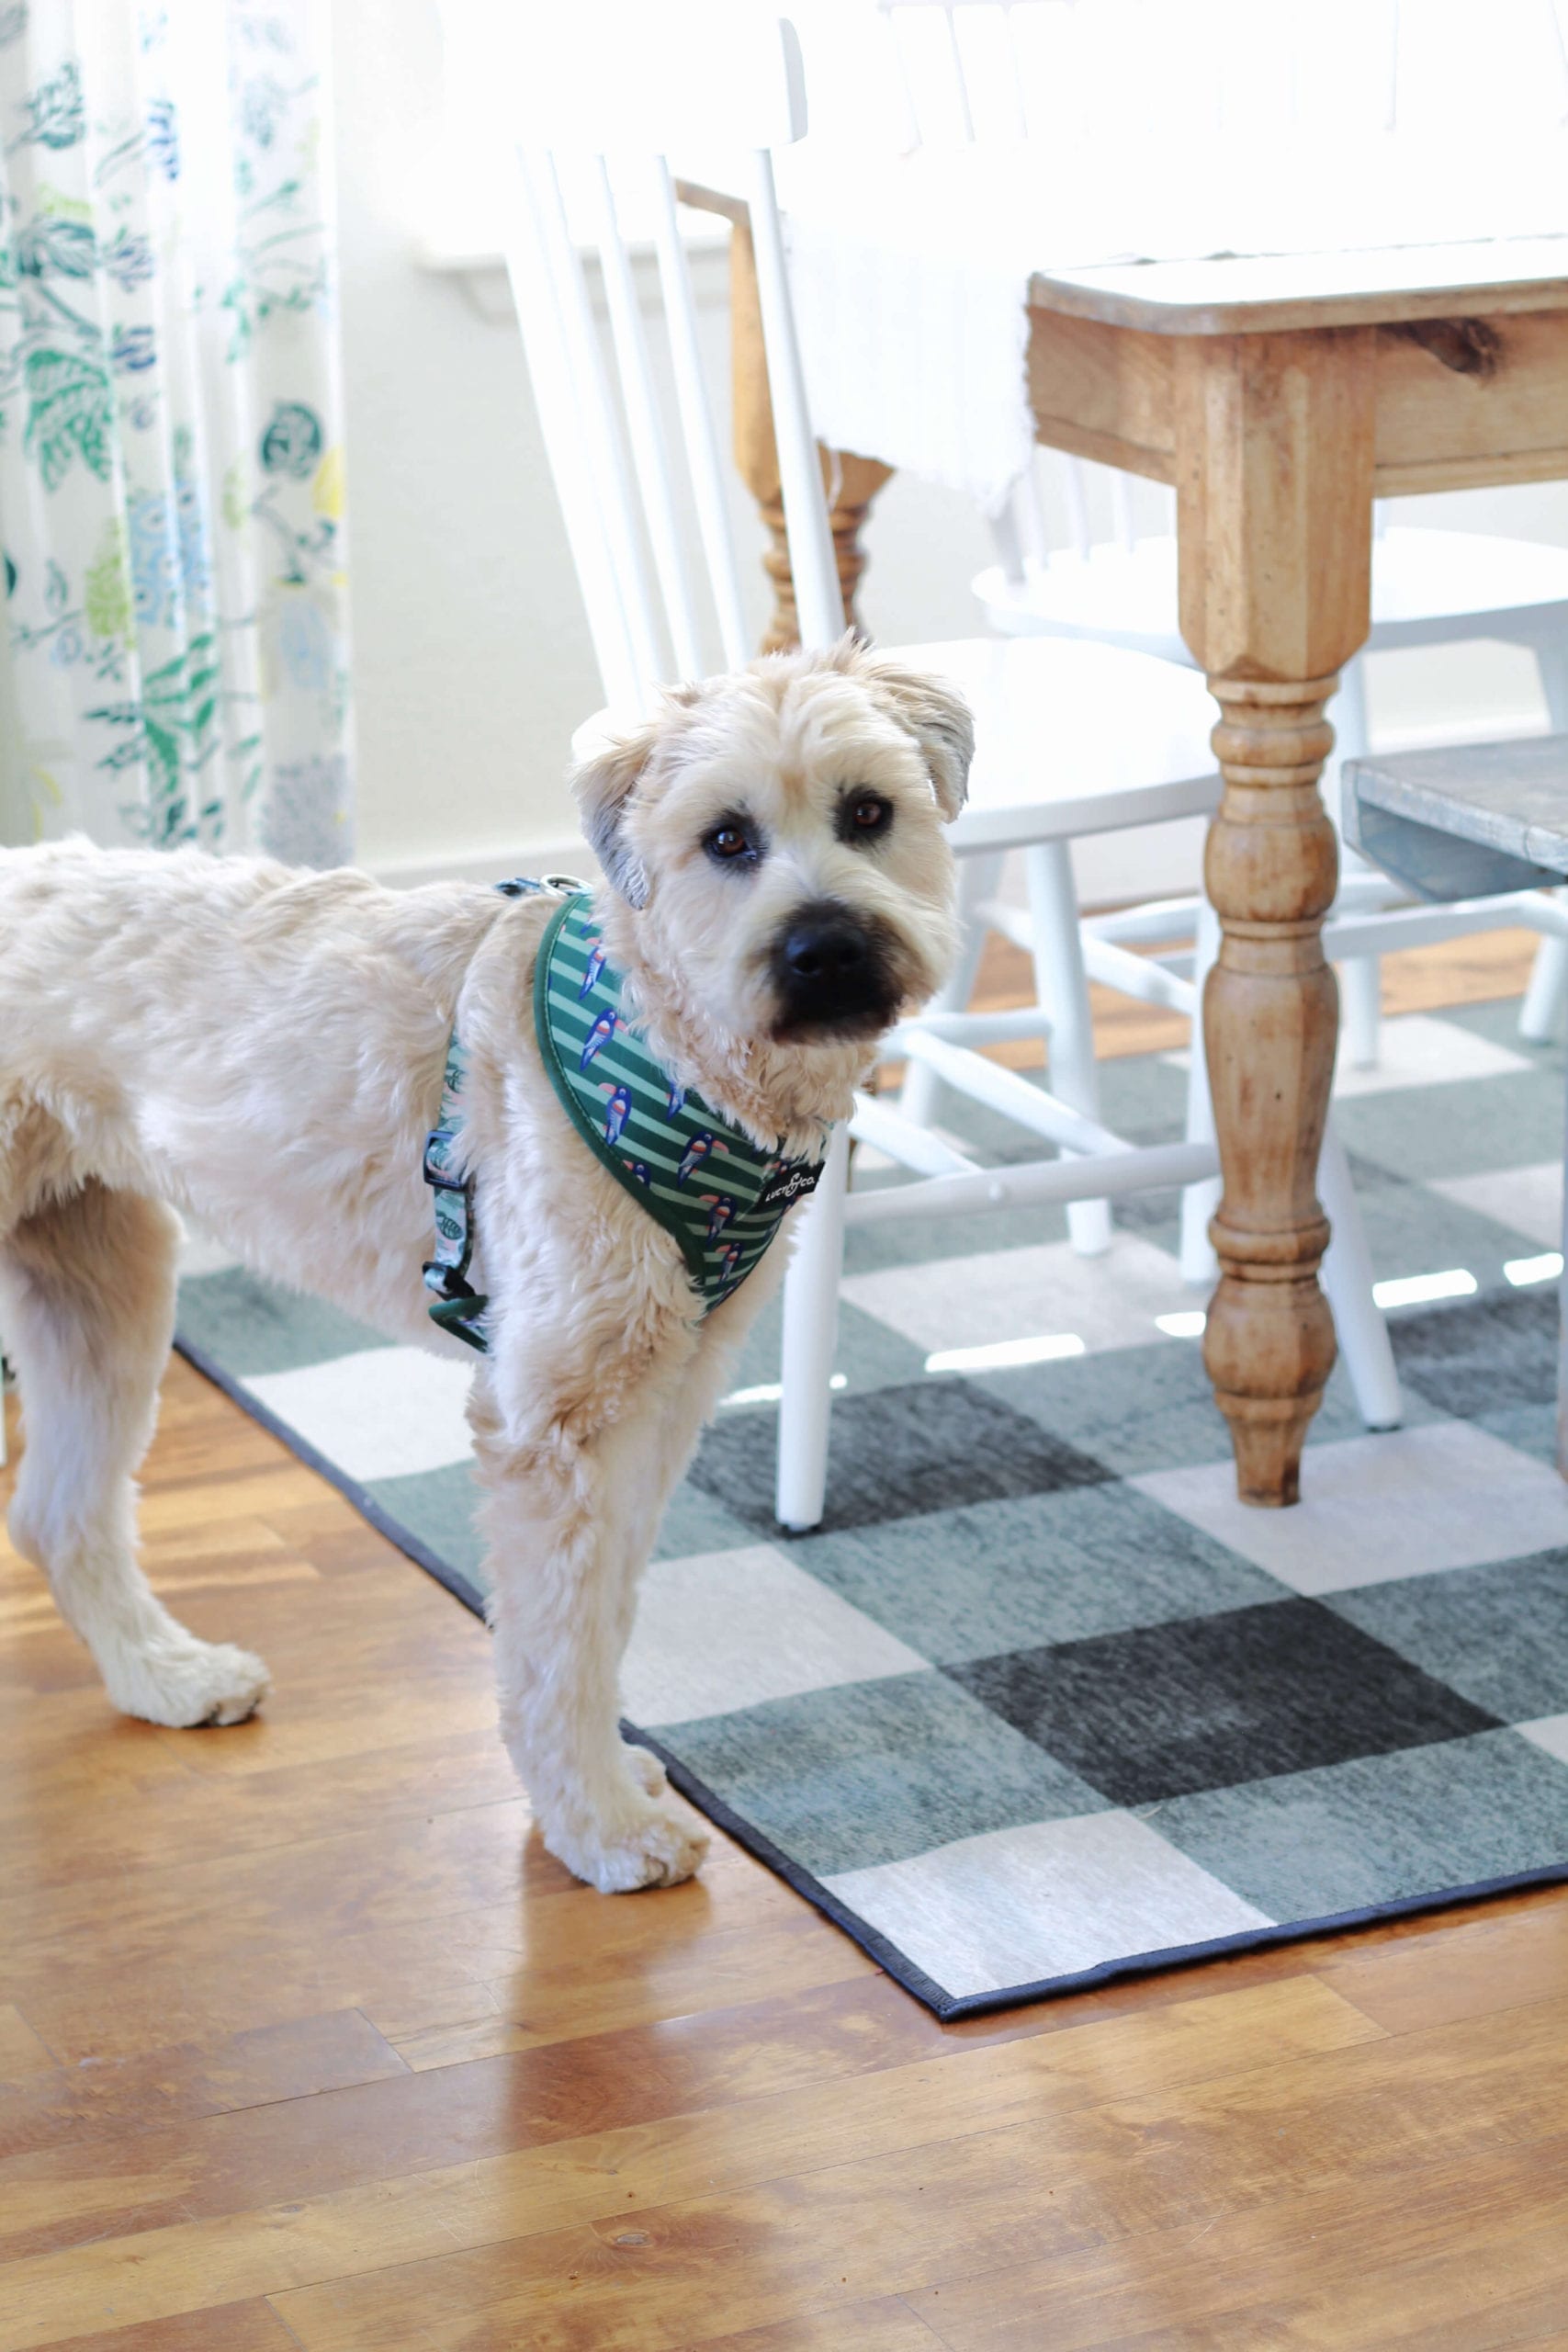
4, 933, 1568, 2350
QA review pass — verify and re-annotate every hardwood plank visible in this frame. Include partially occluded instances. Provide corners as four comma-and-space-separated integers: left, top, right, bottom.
1375, 923, 1539, 1018
265, 2001, 1567, 2350
0, 1977, 1376, 2347
673, 2301, 948, 2352
1318, 1887, 1568, 2039
973, 922, 1540, 1072
905, 2132, 1568, 2350
0, 1726, 516, 1893
0, 1780, 536, 1965
0, 1801, 854, 2070
0, 2007, 406, 2170
0, 2007, 55, 2082
37, 2306, 300, 2352
133, 1464, 344, 1537
0, 1976, 935, 2266
0, 1855, 849, 2081
0, 1962, 1336, 2263
244, 1493, 400, 1556
381, 1905, 876, 2071
265, 2010, 1568, 2351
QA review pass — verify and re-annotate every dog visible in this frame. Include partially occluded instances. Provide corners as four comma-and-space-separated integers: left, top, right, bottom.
0, 638, 970, 1892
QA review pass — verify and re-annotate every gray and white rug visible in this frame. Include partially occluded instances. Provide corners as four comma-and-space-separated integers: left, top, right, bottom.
175, 998, 1568, 2018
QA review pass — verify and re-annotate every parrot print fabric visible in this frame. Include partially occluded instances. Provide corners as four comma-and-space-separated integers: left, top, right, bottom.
535, 892, 826, 1314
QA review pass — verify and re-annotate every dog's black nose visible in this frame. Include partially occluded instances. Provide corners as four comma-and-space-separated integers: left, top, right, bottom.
782, 915, 870, 984
772, 900, 897, 1038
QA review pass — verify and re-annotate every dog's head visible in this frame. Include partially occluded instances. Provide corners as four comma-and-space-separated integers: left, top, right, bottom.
574, 639, 969, 1065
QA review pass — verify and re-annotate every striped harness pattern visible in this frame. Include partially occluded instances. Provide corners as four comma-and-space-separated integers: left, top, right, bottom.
422, 882, 826, 1353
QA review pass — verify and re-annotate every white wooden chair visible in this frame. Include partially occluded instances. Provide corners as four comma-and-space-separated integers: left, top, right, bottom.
499, 0, 1400, 1534
876, 0, 1568, 1071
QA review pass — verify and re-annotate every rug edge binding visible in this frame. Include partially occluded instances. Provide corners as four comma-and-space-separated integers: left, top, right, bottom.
173, 1332, 489, 1619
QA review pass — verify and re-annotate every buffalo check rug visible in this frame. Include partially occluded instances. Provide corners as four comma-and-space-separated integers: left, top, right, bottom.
173, 996, 1568, 2019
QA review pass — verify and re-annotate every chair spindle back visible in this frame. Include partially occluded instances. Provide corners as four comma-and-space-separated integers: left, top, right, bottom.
499, 3, 845, 718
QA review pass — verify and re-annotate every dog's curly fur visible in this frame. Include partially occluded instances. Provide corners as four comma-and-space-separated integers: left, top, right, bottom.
0, 640, 970, 1891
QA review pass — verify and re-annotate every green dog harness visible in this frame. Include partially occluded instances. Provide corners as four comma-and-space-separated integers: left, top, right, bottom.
422, 881, 827, 1352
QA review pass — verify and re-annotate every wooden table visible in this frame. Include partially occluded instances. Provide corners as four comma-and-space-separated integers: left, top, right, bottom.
683, 176, 1568, 1507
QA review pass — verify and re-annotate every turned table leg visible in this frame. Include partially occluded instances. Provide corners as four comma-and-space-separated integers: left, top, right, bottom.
729, 218, 893, 651
1176, 328, 1378, 1506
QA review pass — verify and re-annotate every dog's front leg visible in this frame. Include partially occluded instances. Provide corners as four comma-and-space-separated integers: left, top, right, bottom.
471, 1345, 712, 1893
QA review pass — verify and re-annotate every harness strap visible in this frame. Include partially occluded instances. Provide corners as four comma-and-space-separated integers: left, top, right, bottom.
421, 876, 582, 1353
423, 874, 829, 1354
420, 1033, 489, 1350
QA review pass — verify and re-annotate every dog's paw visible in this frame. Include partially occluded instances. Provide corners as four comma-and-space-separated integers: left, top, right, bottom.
105, 1634, 271, 1729
550, 1796, 708, 1894
624, 1741, 669, 1798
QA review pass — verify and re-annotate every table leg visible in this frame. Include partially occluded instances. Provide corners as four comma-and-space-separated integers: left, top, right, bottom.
729, 219, 894, 651
1175, 328, 1377, 1506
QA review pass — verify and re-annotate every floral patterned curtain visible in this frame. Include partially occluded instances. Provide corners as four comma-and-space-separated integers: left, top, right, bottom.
0, 0, 352, 865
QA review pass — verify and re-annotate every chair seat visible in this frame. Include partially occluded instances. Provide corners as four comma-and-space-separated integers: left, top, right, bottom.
574, 637, 1222, 857
976, 528, 1568, 667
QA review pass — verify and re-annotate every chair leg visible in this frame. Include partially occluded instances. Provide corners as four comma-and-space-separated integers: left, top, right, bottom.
1520, 638, 1568, 1045
1536, 632, 1568, 732
1331, 656, 1382, 1070
1318, 1119, 1402, 1430
774, 1124, 851, 1532
900, 849, 1003, 1129
1024, 841, 1111, 1256
1338, 947, 1382, 1071
1518, 913, 1568, 1045
1179, 897, 1222, 1287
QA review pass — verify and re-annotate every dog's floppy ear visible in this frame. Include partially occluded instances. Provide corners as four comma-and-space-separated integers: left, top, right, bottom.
573, 727, 657, 907
572, 687, 700, 906
852, 652, 975, 821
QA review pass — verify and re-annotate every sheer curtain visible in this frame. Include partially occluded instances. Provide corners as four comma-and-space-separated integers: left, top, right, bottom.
0, 0, 352, 863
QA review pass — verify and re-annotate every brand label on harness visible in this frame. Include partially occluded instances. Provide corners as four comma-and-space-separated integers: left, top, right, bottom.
757, 1159, 822, 1215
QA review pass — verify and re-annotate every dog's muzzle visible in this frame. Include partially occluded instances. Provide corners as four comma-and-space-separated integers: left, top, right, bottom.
771, 900, 900, 1038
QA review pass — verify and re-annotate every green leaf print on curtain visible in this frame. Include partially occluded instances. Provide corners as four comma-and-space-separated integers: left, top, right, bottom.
0, 1, 352, 864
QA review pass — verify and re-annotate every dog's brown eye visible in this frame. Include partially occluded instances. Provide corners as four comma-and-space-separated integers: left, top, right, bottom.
704, 820, 757, 865
843, 794, 892, 842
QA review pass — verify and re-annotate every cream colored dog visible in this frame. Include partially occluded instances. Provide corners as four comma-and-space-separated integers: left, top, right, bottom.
0, 640, 969, 1892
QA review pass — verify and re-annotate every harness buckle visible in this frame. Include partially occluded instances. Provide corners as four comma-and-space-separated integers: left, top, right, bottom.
493, 872, 587, 900
427, 1292, 491, 1351
423, 1129, 463, 1191
422, 1258, 479, 1304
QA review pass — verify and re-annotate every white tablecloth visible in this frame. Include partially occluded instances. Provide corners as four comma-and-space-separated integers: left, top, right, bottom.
779, 133, 1568, 512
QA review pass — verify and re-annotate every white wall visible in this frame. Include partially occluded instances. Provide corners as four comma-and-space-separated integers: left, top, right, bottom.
333, 0, 595, 876
333, 0, 1568, 902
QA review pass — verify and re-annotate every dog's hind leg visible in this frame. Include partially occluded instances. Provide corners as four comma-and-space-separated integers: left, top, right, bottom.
2, 1182, 270, 1727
